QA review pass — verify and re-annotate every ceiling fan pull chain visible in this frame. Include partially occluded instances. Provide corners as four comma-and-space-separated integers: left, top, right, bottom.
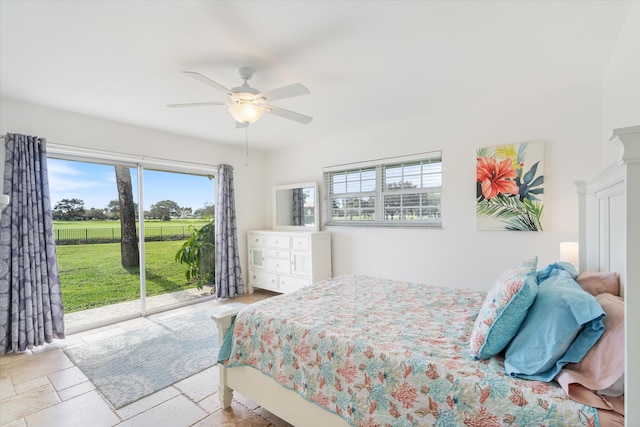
245, 125, 249, 167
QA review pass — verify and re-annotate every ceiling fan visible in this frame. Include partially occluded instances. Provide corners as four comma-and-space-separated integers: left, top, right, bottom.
167, 67, 313, 127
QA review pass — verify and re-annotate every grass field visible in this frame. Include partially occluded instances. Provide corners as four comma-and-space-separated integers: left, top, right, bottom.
56, 240, 206, 313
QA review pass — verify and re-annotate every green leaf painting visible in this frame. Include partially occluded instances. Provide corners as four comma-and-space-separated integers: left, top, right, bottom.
476, 141, 545, 231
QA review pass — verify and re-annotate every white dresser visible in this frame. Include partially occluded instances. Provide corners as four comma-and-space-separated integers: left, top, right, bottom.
247, 230, 332, 293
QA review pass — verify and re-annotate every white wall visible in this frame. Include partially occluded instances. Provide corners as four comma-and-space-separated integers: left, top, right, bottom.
603, 1, 640, 165
0, 97, 269, 280
264, 81, 604, 290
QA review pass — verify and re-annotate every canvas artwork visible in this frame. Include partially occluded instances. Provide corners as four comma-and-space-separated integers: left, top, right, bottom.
476, 141, 544, 231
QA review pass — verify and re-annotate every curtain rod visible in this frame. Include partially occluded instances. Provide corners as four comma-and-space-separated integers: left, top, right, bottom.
0, 134, 44, 143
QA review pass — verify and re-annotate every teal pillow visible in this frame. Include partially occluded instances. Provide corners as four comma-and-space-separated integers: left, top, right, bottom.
504, 270, 605, 381
536, 261, 577, 282
470, 257, 538, 359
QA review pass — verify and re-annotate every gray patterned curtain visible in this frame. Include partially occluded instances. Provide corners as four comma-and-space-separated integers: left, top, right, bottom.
215, 164, 244, 299
0, 133, 65, 355
292, 188, 305, 226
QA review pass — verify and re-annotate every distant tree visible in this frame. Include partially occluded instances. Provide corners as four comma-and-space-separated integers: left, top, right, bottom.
385, 181, 418, 220
106, 199, 139, 220
331, 199, 341, 220
194, 202, 215, 221
361, 196, 375, 220
150, 199, 180, 221
345, 197, 361, 220
53, 198, 85, 220
83, 207, 107, 220
106, 199, 121, 220
115, 166, 139, 267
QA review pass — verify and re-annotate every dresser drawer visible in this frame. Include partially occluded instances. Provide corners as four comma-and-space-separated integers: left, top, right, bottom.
291, 236, 310, 251
250, 270, 278, 291
265, 235, 290, 249
265, 257, 291, 274
279, 275, 311, 292
265, 249, 290, 260
248, 234, 264, 247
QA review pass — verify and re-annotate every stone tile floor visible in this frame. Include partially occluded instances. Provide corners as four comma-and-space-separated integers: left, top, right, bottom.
0, 290, 294, 427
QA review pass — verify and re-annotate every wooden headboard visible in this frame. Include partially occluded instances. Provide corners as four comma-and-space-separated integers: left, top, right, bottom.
576, 125, 639, 426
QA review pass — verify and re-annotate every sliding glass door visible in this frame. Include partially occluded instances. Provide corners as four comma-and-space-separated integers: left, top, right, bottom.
141, 168, 215, 313
48, 156, 216, 325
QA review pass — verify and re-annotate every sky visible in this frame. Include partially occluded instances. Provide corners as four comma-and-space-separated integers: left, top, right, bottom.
47, 158, 215, 211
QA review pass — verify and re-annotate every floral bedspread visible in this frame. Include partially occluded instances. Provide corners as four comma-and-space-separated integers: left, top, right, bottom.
222, 275, 599, 427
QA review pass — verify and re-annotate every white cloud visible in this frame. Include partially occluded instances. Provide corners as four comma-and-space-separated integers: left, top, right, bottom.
48, 161, 107, 192
48, 160, 116, 208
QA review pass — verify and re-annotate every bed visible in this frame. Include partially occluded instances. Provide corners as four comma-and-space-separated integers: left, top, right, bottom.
213, 125, 638, 427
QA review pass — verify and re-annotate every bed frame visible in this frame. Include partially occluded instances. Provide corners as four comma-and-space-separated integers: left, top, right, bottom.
213, 125, 639, 426
576, 125, 639, 426
211, 302, 348, 426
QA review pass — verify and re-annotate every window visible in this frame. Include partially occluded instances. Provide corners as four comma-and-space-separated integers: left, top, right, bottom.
323, 151, 442, 227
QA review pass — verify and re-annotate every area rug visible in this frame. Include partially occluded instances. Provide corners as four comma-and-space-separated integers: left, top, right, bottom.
64, 306, 219, 409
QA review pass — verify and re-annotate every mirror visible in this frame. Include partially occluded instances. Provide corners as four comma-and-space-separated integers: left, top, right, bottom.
273, 182, 319, 231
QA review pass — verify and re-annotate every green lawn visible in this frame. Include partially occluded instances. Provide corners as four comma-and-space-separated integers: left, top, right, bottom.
57, 240, 206, 313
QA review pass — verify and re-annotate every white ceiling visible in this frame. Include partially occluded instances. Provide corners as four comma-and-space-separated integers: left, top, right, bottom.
0, 1, 631, 152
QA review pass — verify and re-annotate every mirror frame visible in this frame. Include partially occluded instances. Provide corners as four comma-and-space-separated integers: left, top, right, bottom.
272, 182, 319, 231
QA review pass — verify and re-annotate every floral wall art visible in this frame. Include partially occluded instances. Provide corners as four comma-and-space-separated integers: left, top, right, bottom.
476, 141, 545, 231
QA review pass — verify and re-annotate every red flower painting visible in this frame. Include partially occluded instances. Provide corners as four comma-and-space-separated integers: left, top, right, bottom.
476, 157, 519, 200
476, 142, 545, 231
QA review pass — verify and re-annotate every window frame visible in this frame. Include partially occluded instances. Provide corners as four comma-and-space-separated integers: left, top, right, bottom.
323, 151, 442, 228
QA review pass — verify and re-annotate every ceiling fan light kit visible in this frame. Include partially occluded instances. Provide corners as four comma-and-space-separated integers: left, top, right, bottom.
228, 101, 264, 123
168, 67, 312, 126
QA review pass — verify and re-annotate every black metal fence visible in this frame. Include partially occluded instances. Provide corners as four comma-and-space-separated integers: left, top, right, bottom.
54, 226, 193, 245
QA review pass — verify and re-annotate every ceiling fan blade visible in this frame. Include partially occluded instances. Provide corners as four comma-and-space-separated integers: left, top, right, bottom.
166, 101, 228, 108
258, 83, 310, 102
182, 71, 232, 96
264, 105, 313, 124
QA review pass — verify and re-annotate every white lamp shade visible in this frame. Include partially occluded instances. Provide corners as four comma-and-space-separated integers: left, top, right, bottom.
559, 242, 579, 267
228, 102, 264, 124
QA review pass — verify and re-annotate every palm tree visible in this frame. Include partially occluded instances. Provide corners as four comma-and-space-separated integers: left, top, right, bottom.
115, 166, 139, 267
